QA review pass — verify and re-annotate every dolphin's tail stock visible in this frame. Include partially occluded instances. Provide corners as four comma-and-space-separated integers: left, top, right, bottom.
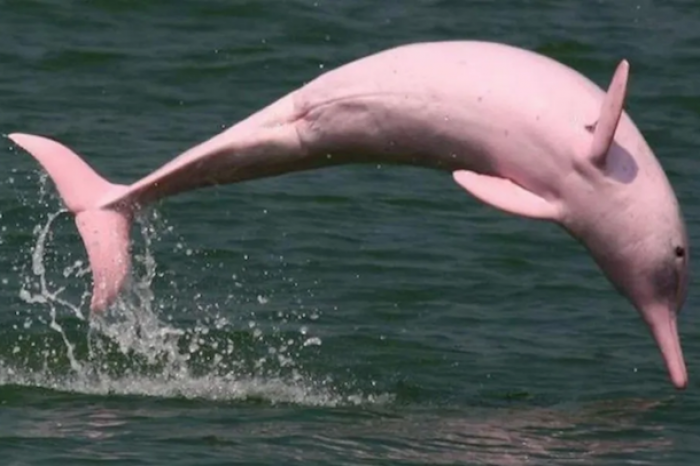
8, 133, 133, 313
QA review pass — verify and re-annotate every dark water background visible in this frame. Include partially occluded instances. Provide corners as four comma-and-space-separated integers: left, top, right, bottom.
1, 1, 700, 464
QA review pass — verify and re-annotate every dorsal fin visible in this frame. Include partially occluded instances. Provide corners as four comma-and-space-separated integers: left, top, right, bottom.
588, 59, 630, 167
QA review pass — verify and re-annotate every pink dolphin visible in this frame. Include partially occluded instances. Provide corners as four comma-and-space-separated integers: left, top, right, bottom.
8, 41, 690, 389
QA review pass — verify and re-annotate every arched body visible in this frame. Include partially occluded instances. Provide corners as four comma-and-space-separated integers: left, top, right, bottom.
8, 41, 690, 389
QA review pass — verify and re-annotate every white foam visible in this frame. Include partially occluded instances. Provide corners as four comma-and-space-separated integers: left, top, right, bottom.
5, 183, 393, 407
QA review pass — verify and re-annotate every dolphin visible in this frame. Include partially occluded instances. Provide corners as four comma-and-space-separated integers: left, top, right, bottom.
7, 40, 690, 389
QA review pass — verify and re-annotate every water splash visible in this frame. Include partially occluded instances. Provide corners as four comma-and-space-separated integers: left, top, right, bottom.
2, 172, 393, 407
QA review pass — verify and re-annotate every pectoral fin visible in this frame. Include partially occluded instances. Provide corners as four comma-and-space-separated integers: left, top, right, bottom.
452, 170, 560, 221
588, 59, 629, 167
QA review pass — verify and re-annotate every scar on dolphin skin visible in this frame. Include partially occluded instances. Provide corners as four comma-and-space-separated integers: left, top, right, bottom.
585, 121, 597, 133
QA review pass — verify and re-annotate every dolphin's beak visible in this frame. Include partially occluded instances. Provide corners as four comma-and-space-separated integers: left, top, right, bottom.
647, 307, 687, 389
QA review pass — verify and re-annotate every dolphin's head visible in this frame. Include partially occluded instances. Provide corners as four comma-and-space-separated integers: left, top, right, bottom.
630, 199, 690, 390
575, 170, 690, 390
569, 59, 690, 389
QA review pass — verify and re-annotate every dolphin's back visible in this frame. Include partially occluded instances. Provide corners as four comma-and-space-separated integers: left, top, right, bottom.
293, 41, 606, 176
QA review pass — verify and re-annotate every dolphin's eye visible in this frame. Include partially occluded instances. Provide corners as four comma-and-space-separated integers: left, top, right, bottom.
675, 246, 685, 258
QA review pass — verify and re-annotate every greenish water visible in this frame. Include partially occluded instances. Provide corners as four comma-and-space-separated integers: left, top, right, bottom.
0, 1, 699, 464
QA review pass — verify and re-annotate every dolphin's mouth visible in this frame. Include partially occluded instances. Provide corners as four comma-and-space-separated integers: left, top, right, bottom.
648, 309, 687, 390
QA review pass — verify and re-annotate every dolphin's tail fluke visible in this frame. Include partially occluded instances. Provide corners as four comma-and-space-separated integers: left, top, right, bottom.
8, 133, 133, 313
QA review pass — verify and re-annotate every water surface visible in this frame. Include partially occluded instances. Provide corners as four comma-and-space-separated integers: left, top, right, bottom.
0, 1, 699, 464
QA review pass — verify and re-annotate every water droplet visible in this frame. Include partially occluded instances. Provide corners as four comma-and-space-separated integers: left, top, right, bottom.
303, 337, 322, 347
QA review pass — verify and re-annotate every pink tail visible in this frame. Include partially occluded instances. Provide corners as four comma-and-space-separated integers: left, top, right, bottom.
8, 133, 132, 313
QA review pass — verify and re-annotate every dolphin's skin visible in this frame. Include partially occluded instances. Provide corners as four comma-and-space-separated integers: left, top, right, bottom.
8, 40, 690, 389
